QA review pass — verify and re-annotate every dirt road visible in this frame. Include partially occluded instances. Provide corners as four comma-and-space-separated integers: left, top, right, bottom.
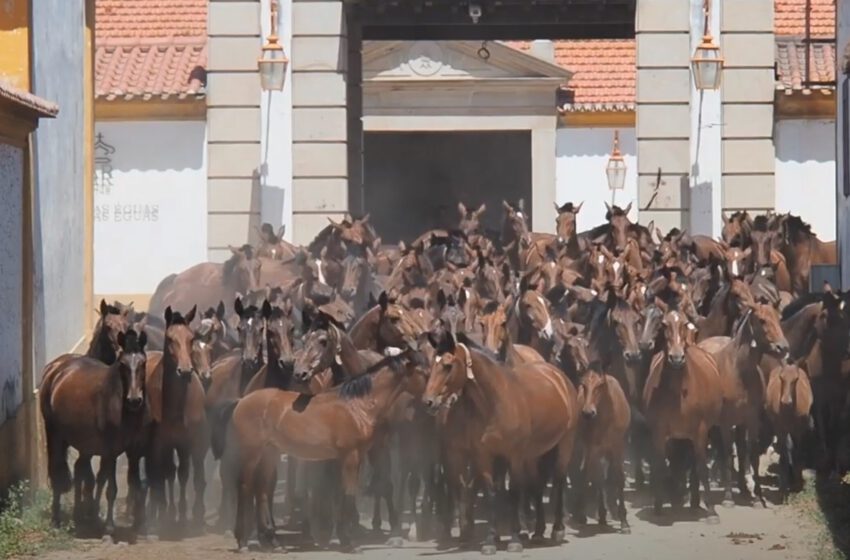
36, 487, 825, 560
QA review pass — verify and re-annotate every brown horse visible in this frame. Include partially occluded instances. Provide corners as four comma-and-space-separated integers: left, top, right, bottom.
458, 202, 487, 237
41, 329, 148, 531
148, 245, 262, 317
478, 298, 545, 365
776, 214, 836, 295
643, 303, 723, 516
698, 284, 789, 506
423, 334, 577, 554
765, 363, 814, 503
145, 306, 209, 531
575, 369, 631, 533
721, 211, 753, 247
229, 356, 423, 552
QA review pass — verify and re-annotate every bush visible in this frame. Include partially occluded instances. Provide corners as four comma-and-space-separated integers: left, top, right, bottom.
0, 481, 73, 558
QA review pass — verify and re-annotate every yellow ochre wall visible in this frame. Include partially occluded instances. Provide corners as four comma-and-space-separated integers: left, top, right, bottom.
0, 0, 30, 89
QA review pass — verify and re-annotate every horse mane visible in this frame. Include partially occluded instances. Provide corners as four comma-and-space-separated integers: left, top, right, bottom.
338, 373, 373, 399
781, 293, 822, 321
558, 202, 577, 213
481, 300, 500, 315
307, 224, 337, 257
223, 245, 254, 280
168, 311, 190, 326
122, 329, 144, 353
456, 332, 503, 364
752, 215, 769, 232
784, 214, 813, 239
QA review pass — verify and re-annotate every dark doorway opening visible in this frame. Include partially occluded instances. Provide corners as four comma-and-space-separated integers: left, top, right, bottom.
362, 131, 532, 244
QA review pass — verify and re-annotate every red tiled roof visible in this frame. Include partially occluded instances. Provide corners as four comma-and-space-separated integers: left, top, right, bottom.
95, 0, 207, 101
775, 39, 836, 92
775, 0, 835, 37
506, 39, 635, 112
96, 0, 207, 39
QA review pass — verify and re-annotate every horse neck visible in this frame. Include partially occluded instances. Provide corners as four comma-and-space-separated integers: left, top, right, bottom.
782, 306, 818, 359
338, 331, 367, 374
730, 315, 764, 375
161, 356, 189, 419
459, 351, 505, 420
87, 327, 116, 364
264, 335, 292, 390
349, 366, 406, 422
349, 309, 379, 351
239, 351, 263, 394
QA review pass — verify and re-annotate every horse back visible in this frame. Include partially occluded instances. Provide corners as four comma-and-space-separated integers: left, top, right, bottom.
205, 350, 243, 406
44, 357, 120, 438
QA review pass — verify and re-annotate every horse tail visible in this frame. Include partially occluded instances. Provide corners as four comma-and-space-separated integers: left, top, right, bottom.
209, 400, 239, 460
44, 426, 72, 494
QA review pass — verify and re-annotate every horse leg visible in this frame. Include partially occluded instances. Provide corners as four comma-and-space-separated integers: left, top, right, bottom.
719, 426, 735, 507
550, 470, 567, 542
587, 452, 606, 527
748, 423, 766, 508
45, 430, 71, 528
234, 450, 261, 552
337, 450, 362, 553
734, 426, 751, 500
191, 444, 207, 528
777, 432, 790, 504
609, 449, 629, 534
649, 434, 668, 516
254, 450, 279, 550
127, 449, 147, 532
506, 475, 524, 553
74, 456, 95, 527
103, 456, 118, 536
283, 455, 298, 527
695, 426, 718, 520
479, 472, 500, 556
94, 460, 109, 522
176, 447, 190, 524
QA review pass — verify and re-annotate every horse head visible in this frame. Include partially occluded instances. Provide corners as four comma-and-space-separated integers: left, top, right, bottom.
458, 202, 486, 237
377, 291, 422, 356
116, 328, 148, 410
93, 298, 132, 364
604, 201, 633, 251
554, 201, 582, 243
225, 244, 262, 295
262, 298, 296, 374
657, 300, 693, 369
164, 305, 197, 380
606, 290, 642, 365
577, 369, 607, 420
423, 332, 472, 414
292, 312, 342, 383
233, 296, 265, 369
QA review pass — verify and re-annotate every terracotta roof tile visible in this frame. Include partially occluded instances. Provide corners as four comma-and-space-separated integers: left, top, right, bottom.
96, 0, 207, 39
775, 38, 836, 92
506, 39, 635, 111
775, 0, 835, 37
0, 79, 59, 117
95, 38, 207, 101
95, 0, 207, 101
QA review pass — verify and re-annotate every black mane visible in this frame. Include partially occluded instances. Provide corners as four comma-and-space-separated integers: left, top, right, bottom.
605, 204, 629, 221
784, 214, 813, 238
781, 292, 822, 321
558, 202, 577, 213
752, 215, 770, 232
223, 244, 255, 279
338, 373, 373, 399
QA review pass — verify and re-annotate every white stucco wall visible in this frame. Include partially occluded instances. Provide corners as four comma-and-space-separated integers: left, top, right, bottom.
0, 143, 23, 422
94, 120, 208, 294
775, 119, 836, 241
555, 126, 638, 232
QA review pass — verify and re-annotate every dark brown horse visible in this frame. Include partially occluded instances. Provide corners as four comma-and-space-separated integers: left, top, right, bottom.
721, 211, 753, 247
41, 329, 148, 531
643, 304, 723, 516
423, 334, 577, 554
145, 306, 209, 531
776, 214, 836, 295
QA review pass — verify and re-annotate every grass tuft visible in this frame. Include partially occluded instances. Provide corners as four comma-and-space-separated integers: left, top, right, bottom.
0, 481, 74, 558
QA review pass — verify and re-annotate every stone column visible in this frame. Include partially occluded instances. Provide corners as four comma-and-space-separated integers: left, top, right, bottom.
207, 0, 263, 261
291, 0, 349, 246
720, 0, 775, 217
636, 0, 692, 232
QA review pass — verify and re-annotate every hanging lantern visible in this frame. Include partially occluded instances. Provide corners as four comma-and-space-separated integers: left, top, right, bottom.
258, 0, 289, 91
606, 130, 627, 192
691, 0, 723, 91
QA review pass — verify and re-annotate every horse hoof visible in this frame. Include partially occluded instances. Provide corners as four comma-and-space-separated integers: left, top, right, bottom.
146, 534, 160, 543
551, 529, 566, 543
481, 544, 498, 556
340, 544, 362, 554
101, 535, 114, 544
621, 526, 631, 535
722, 499, 735, 509
507, 542, 523, 553
753, 500, 766, 510
386, 536, 404, 548
237, 546, 250, 554
704, 515, 720, 526
531, 532, 545, 542
272, 546, 286, 554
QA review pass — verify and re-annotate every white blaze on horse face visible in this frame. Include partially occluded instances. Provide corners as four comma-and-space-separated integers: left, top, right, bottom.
314, 258, 326, 284
597, 254, 605, 265
536, 294, 554, 339
384, 346, 403, 357
640, 285, 647, 296
516, 212, 524, 219
612, 260, 622, 275
731, 258, 739, 277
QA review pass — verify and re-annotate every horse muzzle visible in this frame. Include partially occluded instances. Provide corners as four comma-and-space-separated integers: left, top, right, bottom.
293, 368, 312, 382
177, 367, 194, 380
581, 408, 597, 420
624, 351, 642, 365
422, 396, 442, 415
126, 396, 144, 411
667, 354, 686, 368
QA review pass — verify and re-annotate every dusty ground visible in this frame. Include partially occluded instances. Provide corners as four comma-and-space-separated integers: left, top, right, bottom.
32, 484, 829, 560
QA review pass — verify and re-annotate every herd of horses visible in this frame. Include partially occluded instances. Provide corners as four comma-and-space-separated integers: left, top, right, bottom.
38, 200, 850, 554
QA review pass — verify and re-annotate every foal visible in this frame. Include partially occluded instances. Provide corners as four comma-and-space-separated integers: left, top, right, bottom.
41, 329, 148, 531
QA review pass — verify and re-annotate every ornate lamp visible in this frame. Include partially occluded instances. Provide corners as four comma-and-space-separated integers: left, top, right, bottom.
258, 0, 289, 91
606, 130, 627, 201
691, 0, 724, 90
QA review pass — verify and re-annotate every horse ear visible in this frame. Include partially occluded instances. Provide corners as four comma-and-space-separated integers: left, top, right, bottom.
476, 203, 486, 217
722, 212, 730, 225
185, 305, 197, 324
234, 297, 244, 317
575, 201, 584, 214
458, 202, 468, 216
502, 200, 513, 213
604, 201, 612, 214
100, 299, 109, 316
216, 301, 226, 320
517, 198, 525, 212
623, 202, 633, 215
553, 201, 561, 212
164, 306, 173, 327
277, 225, 286, 239
378, 291, 389, 312
138, 330, 148, 351
262, 300, 272, 320
360, 213, 370, 224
